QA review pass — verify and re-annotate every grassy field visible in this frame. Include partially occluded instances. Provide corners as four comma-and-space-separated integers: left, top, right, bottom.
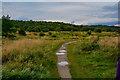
67, 36, 119, 78
2, 38, 66, 79
2, 31, 120, 79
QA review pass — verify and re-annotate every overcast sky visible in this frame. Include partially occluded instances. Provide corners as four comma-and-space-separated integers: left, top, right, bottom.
2, 0, 120, 2
2, 2, 118, 25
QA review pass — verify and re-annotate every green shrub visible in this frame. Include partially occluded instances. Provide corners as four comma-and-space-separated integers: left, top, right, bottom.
8, 34, 17, 40
34, 33, 37, 36
51, 34, 57, 37
80, 38, 100, 51
2, 36, 6, 39
87, 30, 92, 35
48, 32, 52, 35
94, 28, 102, 33
9, 37, 19, 40
39, 32, 45, 36
74, 33, 79, 37
80, 43, 99, 51
92, 36, 99, 43
19, 29, 26, 36
8, 34, 16, 38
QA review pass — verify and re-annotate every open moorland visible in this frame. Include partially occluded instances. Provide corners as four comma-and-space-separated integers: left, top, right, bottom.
2, 15, 120, 79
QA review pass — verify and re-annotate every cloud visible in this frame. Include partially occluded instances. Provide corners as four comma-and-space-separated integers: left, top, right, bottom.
2, 2, 118, 25
2, 0, 120, 2
15, 16, 30, 20
71, 21, 75, 24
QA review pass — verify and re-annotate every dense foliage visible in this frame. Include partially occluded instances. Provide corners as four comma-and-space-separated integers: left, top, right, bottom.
19, 29, 26, 36
2, 15, 120, 37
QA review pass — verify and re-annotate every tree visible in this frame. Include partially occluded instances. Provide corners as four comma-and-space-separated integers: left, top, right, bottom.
2, 15, 12, 37
2, 15, 10, 20
106, 28, 113, 32
6, 15, 11, 20
2, 15, 5, 19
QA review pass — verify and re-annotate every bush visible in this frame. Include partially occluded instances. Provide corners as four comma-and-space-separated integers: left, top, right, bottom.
19, 29, 26, 36
39, 32, 45, 36
34, 33, 37, 36
8, 34, 16, 38
48, 32, 52, 35
51, 34, 57, 37
9, 36, 19, 40
117, 29, 120, 34
87, 30, 92, 35
74, 33, 79, 37
92, 36, 99, 43
80, 38, 100, 51
94, 28, 102, 33
80, 43, 99, 51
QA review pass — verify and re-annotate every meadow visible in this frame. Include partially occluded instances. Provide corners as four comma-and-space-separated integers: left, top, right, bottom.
67, 36, 119, 78
2, 30, 120, 79
2, 35, 66, 79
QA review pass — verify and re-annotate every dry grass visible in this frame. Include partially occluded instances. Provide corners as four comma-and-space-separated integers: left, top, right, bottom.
88, 36, 98, 39
98, 37, 118, 48
2, 39, 64, 55
2, 38, 65, 79
101, 32, 116, 34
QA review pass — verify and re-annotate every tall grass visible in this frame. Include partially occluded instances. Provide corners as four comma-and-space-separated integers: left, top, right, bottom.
67, 37, 119, 78
2, 39, 65, 79
2, 31, 118, 79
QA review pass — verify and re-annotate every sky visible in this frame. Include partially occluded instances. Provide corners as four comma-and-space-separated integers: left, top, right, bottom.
2, 0, 120, 2
2, 2, 119, 25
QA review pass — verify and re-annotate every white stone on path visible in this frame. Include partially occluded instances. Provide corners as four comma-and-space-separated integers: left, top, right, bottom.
56, 53, 65, 55
58, 61, 69, 66
59, 50, 67, 53
61, 46, 66, 48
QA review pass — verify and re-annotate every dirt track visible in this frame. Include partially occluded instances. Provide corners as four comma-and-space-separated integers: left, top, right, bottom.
56, 41, 77, 79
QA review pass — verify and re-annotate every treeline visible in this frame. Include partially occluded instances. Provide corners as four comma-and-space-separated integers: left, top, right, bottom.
8, 20, 120, 32
2, 15, 120, 37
